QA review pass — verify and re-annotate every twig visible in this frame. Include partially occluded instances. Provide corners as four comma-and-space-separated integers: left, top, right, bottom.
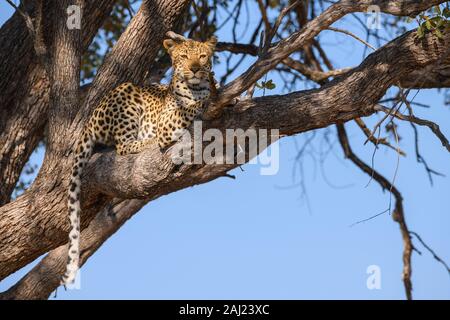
399, 91, 445, 184
337, 123, 413, 300
349, 208, 389, 227
354, 117, 406, 156
258, 0, 300, 54
282, 57, 352, 82
256, 0, 271, 35
222, 173, 236, 180
125, 0, 135, 17
326, 27, 376, 51
364, 97, 405, 146
374, 105, 450, 153
166, 31, 188, 42
410, 231, 450, 276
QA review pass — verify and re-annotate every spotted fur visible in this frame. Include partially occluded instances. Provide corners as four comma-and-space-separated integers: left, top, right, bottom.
62, 35, 217, 285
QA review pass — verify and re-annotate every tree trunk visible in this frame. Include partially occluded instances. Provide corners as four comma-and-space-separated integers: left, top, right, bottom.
0, 0, 116, 205
0, 0, 192, 283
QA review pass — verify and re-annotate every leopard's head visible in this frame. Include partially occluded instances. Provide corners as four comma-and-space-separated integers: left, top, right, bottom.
163, 34, 217, 85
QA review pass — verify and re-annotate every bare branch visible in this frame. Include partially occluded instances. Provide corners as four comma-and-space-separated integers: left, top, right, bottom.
374, 104, 450, 153
256, 0, 271, 36
204, 0, 448, 119
354, 117, 406, 156
265, 0, 300, 51
326, 27, 376, 51
216, 42, 352, 82
282, 57, 352, 82
337, 123, 413, 300
410, 231, 450, 277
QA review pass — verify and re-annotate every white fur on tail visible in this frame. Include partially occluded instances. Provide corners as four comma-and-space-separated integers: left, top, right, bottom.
62, 131, 94, 285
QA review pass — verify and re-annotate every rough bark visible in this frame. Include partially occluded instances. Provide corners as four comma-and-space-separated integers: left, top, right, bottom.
0, 0, 117, 205
399, 63, 450, 88
206, 0, 448, 116
0, 0, 191, 283
0, 199, 146, 300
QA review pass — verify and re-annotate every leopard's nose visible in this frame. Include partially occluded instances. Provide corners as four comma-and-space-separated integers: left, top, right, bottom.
190, 63, 201, 73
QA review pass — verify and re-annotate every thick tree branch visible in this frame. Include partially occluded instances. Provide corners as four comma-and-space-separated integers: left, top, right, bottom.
399, 64, 450, 89
46, 0, 83, 155
0, 0, 191, 283
204, 0, 447, 118
0, 199, 147, 300
0, 0, 117, 205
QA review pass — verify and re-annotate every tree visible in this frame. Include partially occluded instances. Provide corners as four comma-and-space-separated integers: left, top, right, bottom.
0, 0, 449, 300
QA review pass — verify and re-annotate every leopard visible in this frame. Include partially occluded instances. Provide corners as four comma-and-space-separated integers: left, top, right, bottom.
62, 33, 218, 285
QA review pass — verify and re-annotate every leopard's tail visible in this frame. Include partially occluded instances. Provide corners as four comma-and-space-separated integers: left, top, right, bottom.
62, 130, 95, 286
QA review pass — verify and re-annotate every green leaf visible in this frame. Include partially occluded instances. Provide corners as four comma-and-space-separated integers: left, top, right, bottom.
264, 79, 276, 90
417, 25, 425, 38
435, 17, 445, 28
256, 80, 276, 90
425, 20, 433, 30
434, 28, 444, 39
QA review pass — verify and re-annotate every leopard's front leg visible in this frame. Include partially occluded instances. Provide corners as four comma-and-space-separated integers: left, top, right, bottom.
116, 137, 153, 155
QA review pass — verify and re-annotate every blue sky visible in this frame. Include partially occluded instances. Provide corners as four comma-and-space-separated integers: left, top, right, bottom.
0, 2, 449, 299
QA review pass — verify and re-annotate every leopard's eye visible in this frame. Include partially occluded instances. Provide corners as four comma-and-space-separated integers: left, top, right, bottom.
180, 54, 189, 59
199, 54, 207, 59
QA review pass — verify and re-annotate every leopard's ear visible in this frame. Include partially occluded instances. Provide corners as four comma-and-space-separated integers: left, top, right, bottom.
164, 31, 187, 54
163, 39, 177, 53
166, 31, 187, 42
206, 36, 217, 51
